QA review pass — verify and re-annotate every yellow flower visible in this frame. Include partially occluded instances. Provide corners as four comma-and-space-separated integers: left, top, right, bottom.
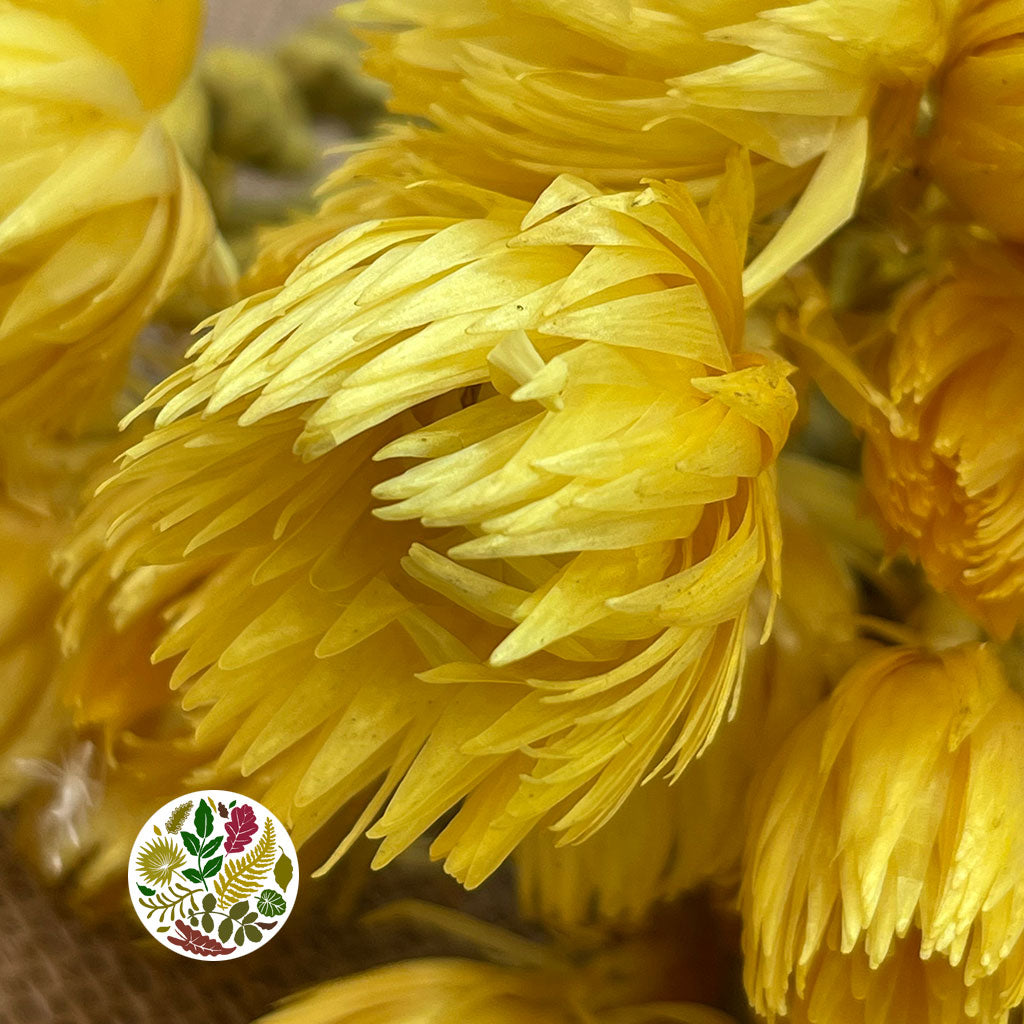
253, 908, 735, 1024
515, 470, 861, 934
63, 162, 797, 887
0, 0, 229, 436
335, 0, 956, 296
928, 0, 1024, 242
0, 492, 65, 803
742, 643, 1024, 1024
858, 241, 1024, 639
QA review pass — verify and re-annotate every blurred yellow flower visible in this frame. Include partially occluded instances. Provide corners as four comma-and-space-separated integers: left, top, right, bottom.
0, 492, 65, 803
0, 0, 229, 436
928, 0, 1024, 242
743, 643, 1024, 1024
62, 162, 797, 887
254, 910, 734, 1024
859, 242, 1024, 639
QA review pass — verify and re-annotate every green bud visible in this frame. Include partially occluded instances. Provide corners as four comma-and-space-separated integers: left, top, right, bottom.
201, 47, 318, 174
276, 17, 387, 134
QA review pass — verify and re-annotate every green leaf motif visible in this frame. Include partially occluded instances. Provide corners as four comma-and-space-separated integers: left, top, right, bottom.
202, 893, 216, 912
202, 855, 224, 879
200, 836, 223, 858
181, 832, 200, 856
256, 889, 287, 918
182, 868, 204, 884
194, 800, 214, 839
214, 819, 276, 909
137, 884, 156, 897
273, 852, 293, 891
244, 926, 262, 942
234, 927, 245, 946
201, 913, 214, 932
218, 918, 233, 942
229, 900, 249, 920
157, 926, 170, 933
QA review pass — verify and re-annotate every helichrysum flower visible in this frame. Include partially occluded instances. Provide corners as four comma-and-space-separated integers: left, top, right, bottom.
252, 0, 958, 301
855, 241, 1024, 639
0, 0, 228, 435
336, 0, 957, 296
63, 160, 797, 887
0, 493, 65, 803
742, 643, 1024, 1024
928, 0, 1024, 242
515, 480, 860, 933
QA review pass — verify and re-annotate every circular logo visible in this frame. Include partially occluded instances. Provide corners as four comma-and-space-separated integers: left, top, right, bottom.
128, 790, 297, 960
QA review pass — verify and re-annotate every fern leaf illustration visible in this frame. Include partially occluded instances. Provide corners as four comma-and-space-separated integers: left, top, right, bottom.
138, 883, 202, 923
213, 818, 276, 909
165, 799, 193, 835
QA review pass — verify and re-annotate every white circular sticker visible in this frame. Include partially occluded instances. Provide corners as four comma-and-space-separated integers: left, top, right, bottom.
128, 790, 298, 960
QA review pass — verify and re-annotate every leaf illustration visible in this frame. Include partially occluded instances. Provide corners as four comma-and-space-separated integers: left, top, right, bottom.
218, 918, 233, 942
273, 852, 293, 891
229, 900, 249, 920
224, 804, 258, 853
182, 868, 204, 884
137, 883, 202, 923
136, 837, 187, 887
137, 883, 156, 897
165, 800, 193, 835
194, 800, 214, 839
157, 926, 170, 933
181, 832, 200, 856
214, 819, 275, 909
255, 921, 278, 931
256, 889, 287, 917
244, 925, 262, 942
217, 802, 229, 819
202, 855, 224, 878
200, 836, 223, 858
167, 920, 236, 957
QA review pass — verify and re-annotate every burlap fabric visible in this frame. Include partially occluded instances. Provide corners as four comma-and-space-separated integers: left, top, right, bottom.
0, 809, 516, 1024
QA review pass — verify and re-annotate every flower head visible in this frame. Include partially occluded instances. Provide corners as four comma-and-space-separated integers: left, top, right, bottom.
63, 161, 797, 887
928, 0, 1024, 243
0, 0, 228, 436
860, 241, 1024, 639
332, 0, 956, 295
742, 643, 1024, 1023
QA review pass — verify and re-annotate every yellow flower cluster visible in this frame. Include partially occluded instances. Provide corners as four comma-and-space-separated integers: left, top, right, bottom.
3, 1, 1024, 1023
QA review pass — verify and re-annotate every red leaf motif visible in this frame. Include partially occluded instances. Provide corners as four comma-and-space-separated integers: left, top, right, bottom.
224, 804, 258, 853
167, 920, 236, 957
